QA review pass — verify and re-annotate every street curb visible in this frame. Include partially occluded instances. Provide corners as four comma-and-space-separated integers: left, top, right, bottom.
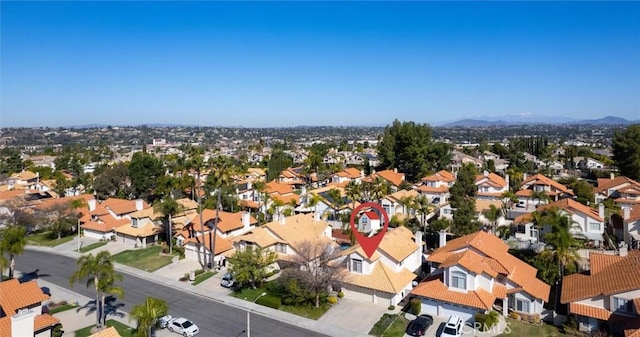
25, 245, 370, 337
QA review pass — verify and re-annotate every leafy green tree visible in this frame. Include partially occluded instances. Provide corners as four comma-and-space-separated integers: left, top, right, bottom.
612, 124, 640, 181
42, 202, 76, 239
345, 180, 361, 211
570, 180, 595, 206
0, 225, 27, 279
482, 204, 502, 234
0, 148, 25, 175
69, 251, 120, 328
266, 151, 293, 182
128, 152, 164, 200
450, 163, 481, 235
93, 163, 130, 199
227, 246, 277, 289
540, 208, 583, 281
130, 297, 169, 337
377, 119, 451, 182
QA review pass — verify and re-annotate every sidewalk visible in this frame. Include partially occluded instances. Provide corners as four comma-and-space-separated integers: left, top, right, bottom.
27, 242, 371, 337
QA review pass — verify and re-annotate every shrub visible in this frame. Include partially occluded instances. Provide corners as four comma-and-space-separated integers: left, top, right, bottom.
256, 295, 281, 309
410, 298, 422, 315
52, 324, 63, 337
337, 291, 344, 298
327, 296, 338, 304
388, 305, 395, 311
484, 311, 500, 330
194, 269, 205, 276
509, 312, 521, 320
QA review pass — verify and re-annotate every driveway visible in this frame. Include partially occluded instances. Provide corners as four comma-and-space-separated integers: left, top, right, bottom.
319, 298, 389, 335
404, 314, 507, 337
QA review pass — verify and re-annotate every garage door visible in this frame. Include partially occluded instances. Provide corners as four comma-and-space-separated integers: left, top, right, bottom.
421, 299, 439, 316
342, 285, 374, 303
441, 303, 477, 323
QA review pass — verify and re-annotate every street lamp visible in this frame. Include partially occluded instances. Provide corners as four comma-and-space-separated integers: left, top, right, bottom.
247, 292, 267, 337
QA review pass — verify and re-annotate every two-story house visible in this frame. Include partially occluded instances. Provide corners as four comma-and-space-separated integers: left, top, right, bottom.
329, 168, 364, 185
414, 170, 456, 205
622, 206, 640, 249
277, 167, 306, 189
364, 169, 406, 192
516, 174, 574, 204
594, 174, 640, 204
560, 248, 640, 336
340, 227, 422, 306
380, 189, 419, 220
0, 279, 60, 337
537, 199, 605, 245
114, 207, 163, 248
475, 172, 508, 201
411, 231, 550, 323
357, 211, 381, 233
80, 198, 150, 241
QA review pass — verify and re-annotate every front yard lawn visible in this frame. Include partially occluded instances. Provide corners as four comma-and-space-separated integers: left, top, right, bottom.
112, 245, 173, 272
26, 232, 75, 247
369, 313, 410, 337
232, 283, 331, 320
498, 318, 570, 337
77, 241, 108, 253
191, 271, 216, 286
75, 319, 135, 337
48, 303, 79, 314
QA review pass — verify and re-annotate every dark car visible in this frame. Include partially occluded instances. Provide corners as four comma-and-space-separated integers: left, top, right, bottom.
405, 314, 434, 336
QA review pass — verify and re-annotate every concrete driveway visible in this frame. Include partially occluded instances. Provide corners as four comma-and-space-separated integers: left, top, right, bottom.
319, 298, 389, 335
404, 314, 507, 337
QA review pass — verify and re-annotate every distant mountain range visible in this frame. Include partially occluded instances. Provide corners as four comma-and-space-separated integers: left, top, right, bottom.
439, 115, 639, 127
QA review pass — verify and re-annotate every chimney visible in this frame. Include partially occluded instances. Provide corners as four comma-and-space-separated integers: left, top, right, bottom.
135, 199, 144, 211
505, 174, 510, 190
279, 213, 286, 225
523, 173, 528, 181
619, 241, 628, 257
12, 309, 36, 337
415, 231, 423, 252
599, 203, 605, 220
610, 172, 615, 180
242, 211, 250, 229
624, 207, 631, 220
314, 211, 321, 221
394, 168, 398, 173
88, 199, 96, 212
439, 230, 447, 248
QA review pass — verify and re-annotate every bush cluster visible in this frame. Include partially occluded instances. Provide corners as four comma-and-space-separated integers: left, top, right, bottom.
409, 298, 422, 315
327, 296, 338, 304
337, 291, 344, 298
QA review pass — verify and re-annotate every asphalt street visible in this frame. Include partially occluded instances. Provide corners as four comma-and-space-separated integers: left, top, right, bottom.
17, 250, 329, 337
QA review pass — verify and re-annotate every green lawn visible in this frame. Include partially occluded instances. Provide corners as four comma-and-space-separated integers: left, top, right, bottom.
48, 303, 78, 314
232, 284, 331, 320
26, 232, 75, 247
191, 271, 216, 286
498, 318, 570, 337
369, 313, 410, 337
75, 319, 135, 337
112, 245, 173, 272
77, 241, 108, 253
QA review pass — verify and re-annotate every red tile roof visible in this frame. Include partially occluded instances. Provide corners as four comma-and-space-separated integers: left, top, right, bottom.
411, 279, 495, 310
537, 198, 603, 222
522, 174, 573, 195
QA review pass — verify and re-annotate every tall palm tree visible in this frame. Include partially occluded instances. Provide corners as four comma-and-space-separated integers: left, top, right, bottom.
69, 251, 119, 328
531, 190, 551, 206
98, 272, 125, 327
268, 198, 286, 222
371, 177, 390, 203
482, 204, 502, 234
252, 180, 269, 222
412, 195, 433, 233
326, 188, 344, 223
0, 225, 26, 279
345, 181, 361, 212
186, 146, 207, 268
153, 196, 184, 255
540, 208, 583, 280
0, 253, 8, 279
306, 193, 322, 218
398, 196, 415, 218
130, 297, 169, 337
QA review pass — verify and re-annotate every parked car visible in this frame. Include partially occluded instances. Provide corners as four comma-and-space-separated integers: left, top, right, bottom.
405, 314, 434, 336
167, 317, 199, 336
431, 197, 441, 204
158, 315, 173, 329
220, 273, 236, 288
439, 315, 463, 337
516, 200, 526, 208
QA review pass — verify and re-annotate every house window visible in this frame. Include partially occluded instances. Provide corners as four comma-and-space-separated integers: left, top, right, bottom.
131, 219, 138, 228
275, 243, 287, 253
613, 297, 632, 313
589, 222, 601, 231
352, 259, 363, 273
444, 209, 453, 215
451, 271, 466, 289
480, 187, 489, 192
516, 299, 530, 313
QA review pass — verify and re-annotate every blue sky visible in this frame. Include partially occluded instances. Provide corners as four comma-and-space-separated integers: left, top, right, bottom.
1, 1, 639, 127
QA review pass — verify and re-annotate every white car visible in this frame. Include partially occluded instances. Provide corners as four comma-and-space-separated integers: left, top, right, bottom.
439, 315, 463, 337
167, 317, 199, 336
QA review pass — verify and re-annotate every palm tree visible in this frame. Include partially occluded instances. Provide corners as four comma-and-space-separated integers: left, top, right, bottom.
531, 190, 551, 206
345, 181, 361, 212
326, 188, 344, 223
306, 193, 322, 218
69, 251, 119, 328
130, 297, 169, 337
0, 253, 8, 280
412, 196, 433, 233
153, 196, 184, 255
0, 225, 26, 279
98, 272, 125, 327
186, 146, 207, 268
268, 198, 285, 222
398, 195, 415, 219
371, 176, 390, 203
482, 204, 502, 234
540, 208, 583, 280
252, 180, 269, 222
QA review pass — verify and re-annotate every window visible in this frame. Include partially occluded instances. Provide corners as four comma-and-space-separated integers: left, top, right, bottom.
451, 271, 466, 289
613, 297, 632, 313
480, 187, 489, 192
131, 218, 138, 228
275, 243, 287, 253
516, 299, 530, 313
352, 259, 363, 273
589, 222, 601, 231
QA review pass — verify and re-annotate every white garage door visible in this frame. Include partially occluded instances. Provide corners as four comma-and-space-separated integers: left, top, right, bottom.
421, 299, 439, 316
342, 285, 374, 303
441, 303, 477, 324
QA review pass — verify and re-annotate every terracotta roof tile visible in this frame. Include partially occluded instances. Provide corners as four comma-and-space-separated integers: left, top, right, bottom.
344, 261, 416, 294
522, 174, 573, 195
493, 283, 507, 299
266, 181, 294, 195
475, 173, 507, 189
371, 170, 405, 187
538, 198, 603, 222
421, 170, 456, 183
385, 189, 419, 203
415, 185, 449, 193
35, 314, 61, 333
595, 176, 640, 194
561, 250, 640, 303
569, 303, 611, 320
233, 227, 283, 248
184, 232, 234, 255
189, 209, 257, 233
411, 279, 495, 310
0, 279, 55, 336
101, 198, 149, 215
625, 206, 640, 223
114, 223, 162, 237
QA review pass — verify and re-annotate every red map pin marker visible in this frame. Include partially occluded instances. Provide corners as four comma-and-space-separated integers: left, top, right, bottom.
349, 202, 390, 259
